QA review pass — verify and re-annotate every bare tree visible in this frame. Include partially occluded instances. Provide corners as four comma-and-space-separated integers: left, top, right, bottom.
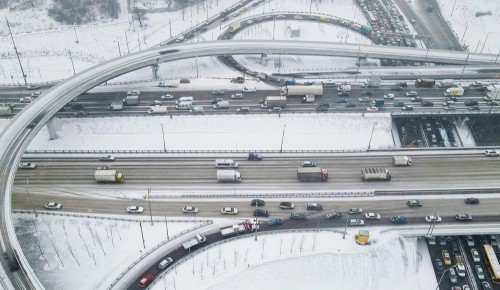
132, 7, 148, 28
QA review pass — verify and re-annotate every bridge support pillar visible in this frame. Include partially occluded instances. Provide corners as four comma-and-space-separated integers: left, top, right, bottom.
46, 119, 58, 140
151, 64, 159, 80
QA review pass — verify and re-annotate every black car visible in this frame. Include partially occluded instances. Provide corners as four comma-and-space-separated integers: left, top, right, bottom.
465, 100, 479, 106
336, 97, 347, 103
434, 259, 444, 274
390, 85, 403, 91
306, 203, 323, 211
318, 102, 330, 108
407, 200, 422, 207
317, 106, 328, 112
362, 90, 373, 97
251, 199, 265, 206
422, 101, 434, 107
446, 96, 458, 101
452, 240, 459, 253
337, 91, 350, 97
280, 202, 295, 209
253, 209, 270, 217
391, 216, 407, 224
345, 102, 356, 108
71, 103, 84, 110
395, 82, 408, 88
465, 198, 479, 205
247, 152, 263, 160
211, 98, 223, 105
290, 212, 307, 220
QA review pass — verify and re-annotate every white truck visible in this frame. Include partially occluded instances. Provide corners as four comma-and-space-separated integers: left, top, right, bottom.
0, 104, 12, 116
213, 100, 230, 109
361, 168, 391, 181
281, 85, 323, 97
302, 95, 315, 103
123, 95, 139, 105
94, 169, 125, 183
228, 21, 241, 32
337, 83, 352, 92
220, 224, 248, 237
392, 156, 412, 166
217, 169, 242, 182
148, 105, 168, 114
362, 76, 381, 88
261, 96, 286, 108
443, 87, 464, 97
438, 79, 456, 88
109, 102, 123, 111
182, 234, 207, 250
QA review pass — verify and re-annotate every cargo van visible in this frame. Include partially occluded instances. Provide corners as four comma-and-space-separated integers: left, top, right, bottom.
190, 106, 204, 114
215, 159, 239, 169
242, 87, 257, 93
176, 101, 192, 110
176, 96, 194, 104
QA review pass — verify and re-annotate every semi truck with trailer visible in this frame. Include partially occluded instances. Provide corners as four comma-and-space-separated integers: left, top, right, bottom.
392, 156, 412, 166
415, 79, 435, 87
281, 85, 323, 97
443, 87, 464, 97
261, 96, 286, 108
361, 168, 391, 181
94, 169, 125, 183
362, 76, 381, 88
182, 234, 207, 250
217, 170, 242, 182
297, 167, 328, 182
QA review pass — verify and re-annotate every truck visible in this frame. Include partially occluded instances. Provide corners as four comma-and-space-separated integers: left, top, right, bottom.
302, 95, 315, 103
372, 99, 384, 107
438, 79, 456, 88
182, 234, 207, 250
281, 85, 323, 97
217, 169, 242, 182
392, 156, 412, 166
261, 96, 286, 108
443, 87, 464, 97
0, 104, 12, 116
361, 168, 391, 181
284, 79, 296, 86
109, 102, 123, 111
122, 95, 139, 105
94, 169, 125, 183
360, 25, 372, 36
220, 223, 250, 237
213, 100, 230, 109
297, 167, 328, 182
415, 78, 435, 87
362, 76, 381, 88
148, 105, 168, 114
337, 83, 352, 92
228, 21, 241, 33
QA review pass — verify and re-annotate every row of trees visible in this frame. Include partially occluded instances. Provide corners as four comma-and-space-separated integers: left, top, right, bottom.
48, 0, 120, 25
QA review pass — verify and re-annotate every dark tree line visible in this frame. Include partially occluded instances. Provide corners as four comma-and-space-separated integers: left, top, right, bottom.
48, 0, 120, 25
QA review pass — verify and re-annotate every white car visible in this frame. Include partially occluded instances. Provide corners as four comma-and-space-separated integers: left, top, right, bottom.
349, 219, 365, 226
348, 208, 363, 214
19, 162, 36, 169
127, 206, 144, 213
182, 206, 199, 213
31, 91, 42, 97
26, 85, 40, 90
364, 212, 381, 220
221, 207, 238, 215
293, 15, 303, 20
161, 94, 174, 100
425, 216, 442, 223
20, 96, 34, 103
367, 106, 378, 112
44, 202, 62, 210
127, 90, 141, 95
405, 91, 418, 97
384, 94, 395, 99
471, 248, 480, 262
485, 149, 499, 157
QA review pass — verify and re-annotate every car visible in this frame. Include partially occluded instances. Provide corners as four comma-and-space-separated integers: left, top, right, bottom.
465, 198, 480, 204
471, 248, 480, 262
139, 273, 153, 288
358, 96, 370, 103
384, 94, 395, 99
445, 105, 456, 111
231, 93, 243, 99
393, 101, 405, 107
267, 218, 284, 226
462, 286, 470, 290
391, 216, 407, 224
464, 100, 479, 106
326, 211, 342, 219
396, 82, 408, 88
335, 97, 347, 103
127, 90, 140, 95
31, 91, 42, 97
337, 91, 350, 97
251, 199, 265, 206
253, 209, 270, 217
71, 103, 84, 110
425, 216, 442, 223
127, 206, 144, 213
366, 106, 379, 112
293, 15, 303, 19
469, 106, 480, 111
425, 123, 432, 132
482, 282, 492, 290
26, 85, 40, 90
20, 96, 34, 103
456, 213, 472, 221
476, 265, 485, 280
428, 236, 436, 245
345, 102, 356, 107
362, 90, 373, 97
276, 14, 286, 19
390, 85, 403, 91
349, 219, 365, 226
317, 106, 328, 112
280, 202, 295, 209
434, 259, 444, 274
472, 81, 486, 87
488, 100, 499, 106
210, 98, 223, 105
365, 212, 381, 220
247, 152, 263, 160
410, 97, 423, 102
301, 161, 317, 167
290, 212, 307, 220
99, 155, 115, 161
19, 162, 36, 169
449, 267, 458, 284
306, 203, 323, 211
158, 257, 174, 270
44, 202, 62, 210
318, 102, 330, 108
161, 94, 174, 100
402, 105, 414, 111
407, 200, 422, 207
182, 206, 199, 213
150, 100, 163, 105
221, 207, 238, 215
442, 250, 452, 265
484, 95, 492, 101
237, 107, 250, 113
446, 96, 458, 101
348, 208, 363, 214
485, 149, 499, 157
405, 91, 418, 97
269, 107, 282, 113
180, 78, 190, 84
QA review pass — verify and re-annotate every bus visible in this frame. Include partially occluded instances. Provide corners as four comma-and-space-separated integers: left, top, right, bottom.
483, 244, 500, 284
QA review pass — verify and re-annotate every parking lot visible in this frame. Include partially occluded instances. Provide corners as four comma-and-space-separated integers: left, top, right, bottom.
395, 117, 459, 147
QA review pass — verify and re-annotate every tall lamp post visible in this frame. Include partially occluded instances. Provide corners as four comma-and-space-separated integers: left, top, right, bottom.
279, 124, 286, 152
435, 265, 457, 290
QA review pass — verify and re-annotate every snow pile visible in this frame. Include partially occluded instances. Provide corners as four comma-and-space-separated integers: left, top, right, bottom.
154, 231, 436, 290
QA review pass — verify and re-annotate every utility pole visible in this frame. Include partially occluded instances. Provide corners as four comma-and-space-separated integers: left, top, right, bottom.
161, 124, 167, 152
117, 42, 122, 56
125, 31, 130, 54
6, 18, 27, 85
461, 52, 470, 78
169, 18, 172, 38
68, 50, 76, 75
279, 124, 286, 152
147, 188, 153, 225
368, 122, 376, 150
73, 26, 79, 44
480, 33, 489, 53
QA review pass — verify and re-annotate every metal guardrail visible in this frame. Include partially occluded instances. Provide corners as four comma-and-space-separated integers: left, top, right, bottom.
106, 220, 213, 290
151, 192, 375, 199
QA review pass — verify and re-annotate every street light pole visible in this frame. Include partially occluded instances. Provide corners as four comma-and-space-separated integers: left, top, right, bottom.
368, 123, 376, 150
279, 124, 286, 152
161, 124, 167, 152
461, 52, 470, 79
147, 187, 153, 225
435, 265, 457, 290
343, 202, 350, 239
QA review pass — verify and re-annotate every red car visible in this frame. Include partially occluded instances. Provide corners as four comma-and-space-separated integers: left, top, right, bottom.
139, 274, 153, 288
